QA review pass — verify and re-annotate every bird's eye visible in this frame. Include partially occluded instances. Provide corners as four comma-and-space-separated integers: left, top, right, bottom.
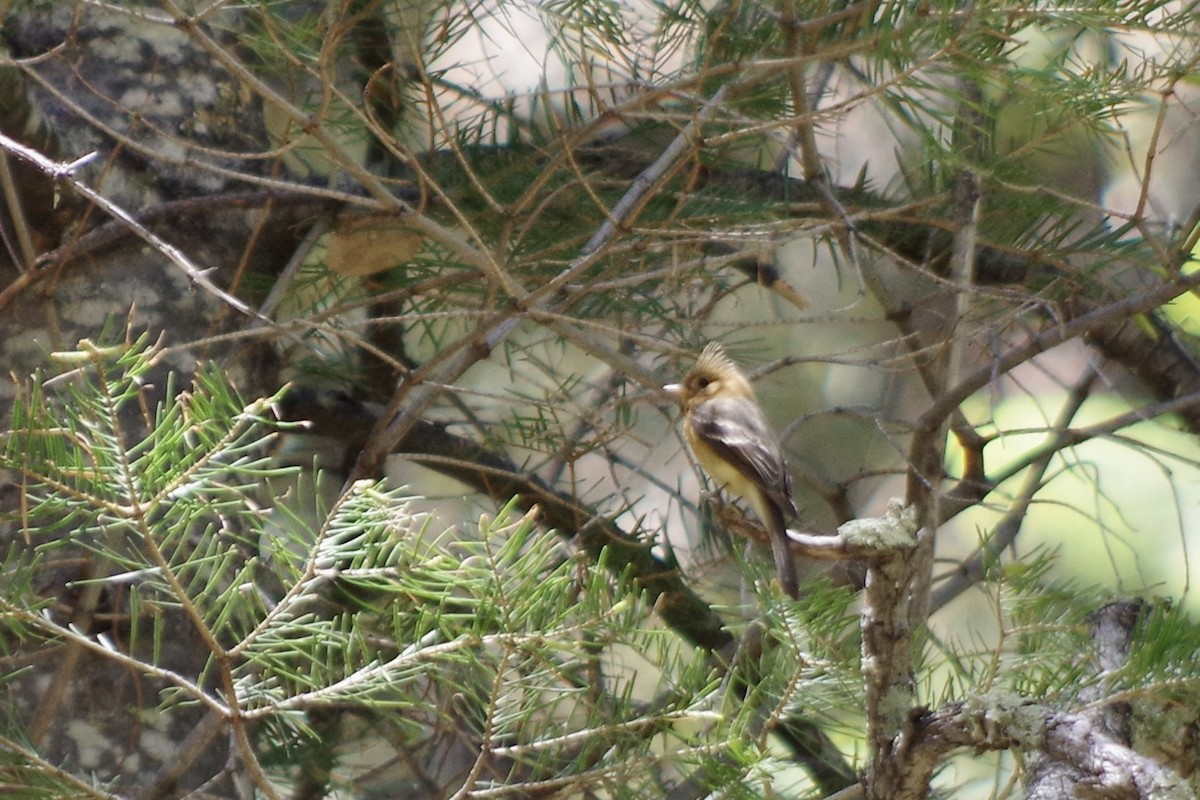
695, 376, 711, 389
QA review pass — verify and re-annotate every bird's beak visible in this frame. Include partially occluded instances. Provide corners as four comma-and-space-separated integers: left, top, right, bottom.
662, 383, 682, 404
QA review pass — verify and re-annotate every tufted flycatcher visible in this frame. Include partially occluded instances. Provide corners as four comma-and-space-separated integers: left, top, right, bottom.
664, 342, 799, 598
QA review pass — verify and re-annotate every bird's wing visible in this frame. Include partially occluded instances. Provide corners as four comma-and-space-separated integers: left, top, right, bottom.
688, 396, 797, 519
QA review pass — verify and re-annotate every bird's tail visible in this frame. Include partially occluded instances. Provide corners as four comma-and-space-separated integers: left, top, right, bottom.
768, 505, 799, 599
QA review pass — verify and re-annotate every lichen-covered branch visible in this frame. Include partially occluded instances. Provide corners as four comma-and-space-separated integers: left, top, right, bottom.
850, 503, 922, 800
912, 693, 1193, 800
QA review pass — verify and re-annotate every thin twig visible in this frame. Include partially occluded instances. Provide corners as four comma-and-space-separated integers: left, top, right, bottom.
907, 268, 1200, 477
0, 133, 270, 324
0, 152, 36, 270
929, 371, 1097, 613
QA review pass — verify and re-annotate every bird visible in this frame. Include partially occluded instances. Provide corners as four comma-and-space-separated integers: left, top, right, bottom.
664, 342, 799, 599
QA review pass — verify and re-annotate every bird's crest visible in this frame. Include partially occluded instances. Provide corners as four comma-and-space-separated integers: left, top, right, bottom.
696, 341, 735, 375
